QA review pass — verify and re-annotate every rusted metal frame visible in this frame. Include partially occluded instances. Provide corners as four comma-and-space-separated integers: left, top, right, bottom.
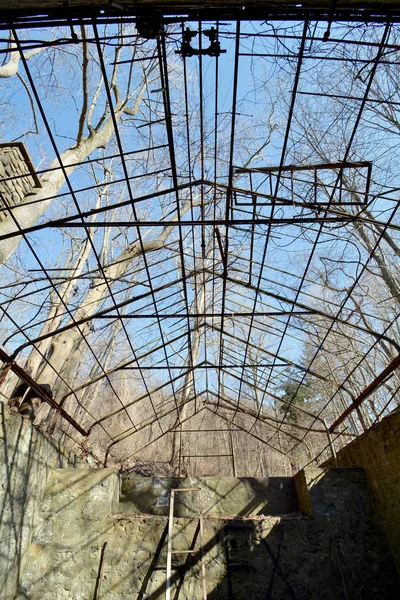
4, 260, 186, 344
209, 27, 221, 394
3, 2, 400, 25
297, 89, 400, 106
258, 25, 392, 438
13, 275, 186, 356
198, 21, 206, 262
207, 394, 312, 455
31, 215, 368, 229
0, 348, 88, 436
1, 167, 169, 209
369, 378, 400, 427
295, 312, 400, 434
210, 355, 304, 415
214, 376, 311, 430
231, 180, 365, 208
238, 52, 400, 66
219, 271, 400, 352
88, 365, 199, 430
300, 427, 349, 469
0, 244, 179, 314
104, 394, 205, 466
274, 23, 397, 441
0, 297, 108, 438
232, 20, 309, 426
64, 315, 192, 398
207, 267, 399, 354
228, 260, 392, 325
329, 353, 400, 432
13, 32, 143, 436
248, 172, 256, 286
158, 30, 198, 409
92, 21, 181, 422
217, 20, 240, 412
262, 23, 390, 436
207, 178, 367, 210
234, 31, 400, 51
235, 160, 371, 175
119, 399, 209, 461
122, 364, 288, 370
62, 329, 191, 400
0, 191, 110, 431
181, 26, 203, 397
0, 142, 167, 186
208, 323, 354, 398
204, 404, 291, 458
208, 387, 337, 436
0, 180, 201, 243
95, 311, 312, 319
219, 284, 383, 358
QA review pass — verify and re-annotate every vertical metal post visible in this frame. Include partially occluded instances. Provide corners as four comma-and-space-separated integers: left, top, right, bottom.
166, 490, 175, 600
198, 492, 208, 600
323, 418, 338, 467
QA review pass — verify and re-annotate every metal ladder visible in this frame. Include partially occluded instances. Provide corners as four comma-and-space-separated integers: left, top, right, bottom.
165, 487, 207, 600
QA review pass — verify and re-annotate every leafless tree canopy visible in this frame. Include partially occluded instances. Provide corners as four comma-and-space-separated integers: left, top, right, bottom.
0, 14, 400, 473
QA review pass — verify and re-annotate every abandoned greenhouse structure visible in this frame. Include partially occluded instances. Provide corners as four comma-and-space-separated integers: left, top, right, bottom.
1, 1, 400, 598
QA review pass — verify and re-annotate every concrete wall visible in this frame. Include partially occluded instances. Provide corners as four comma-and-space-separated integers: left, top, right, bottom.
0, 403, 80, 600
324, 410, 400, 574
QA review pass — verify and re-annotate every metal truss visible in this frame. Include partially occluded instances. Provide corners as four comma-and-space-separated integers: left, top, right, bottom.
0, 8, 400, 469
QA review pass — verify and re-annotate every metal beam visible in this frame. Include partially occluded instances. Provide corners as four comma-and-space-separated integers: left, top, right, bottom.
329, 354, 400, 432
1, 1, 400, 24
0, 348, 88, 437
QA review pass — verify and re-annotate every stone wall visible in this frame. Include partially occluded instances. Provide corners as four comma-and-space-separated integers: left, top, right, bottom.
120, 475, 298, 516
0, 403, 81, 600
0, 143, 39, 219
323, 410, 400, 574
15, 467, 400, 599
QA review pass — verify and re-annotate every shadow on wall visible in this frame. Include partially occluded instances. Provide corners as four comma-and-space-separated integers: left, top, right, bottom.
119, 475, 299, 517
3, 428, 400, 600
110, 472, 399, 599
0, 404, 76, 600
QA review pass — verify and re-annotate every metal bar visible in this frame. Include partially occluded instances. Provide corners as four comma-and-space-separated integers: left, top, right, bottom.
121, 364, 288, 370
171, 488, 201, 492
235, 160, 371, 175
2, 3, 400, 24
323, 418, 338, 467
329, 354, 400, 432
166, 489, 174, 600
180, 454, 233, 458
0, 348, 88, 437
199, 493, 208, 600
93, 541, 107, 600
297, 90, 400, 107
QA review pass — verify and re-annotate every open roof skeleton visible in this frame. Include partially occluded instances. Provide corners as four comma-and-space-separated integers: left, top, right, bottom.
0, 3, 400, 468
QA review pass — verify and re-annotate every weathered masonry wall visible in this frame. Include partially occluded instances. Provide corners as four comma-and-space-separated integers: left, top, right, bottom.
120, 475, 298, 516
0, 143, 40, 218
324, 410, 400, 574
15, 468, 400, 599
0, 404, 81, 600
